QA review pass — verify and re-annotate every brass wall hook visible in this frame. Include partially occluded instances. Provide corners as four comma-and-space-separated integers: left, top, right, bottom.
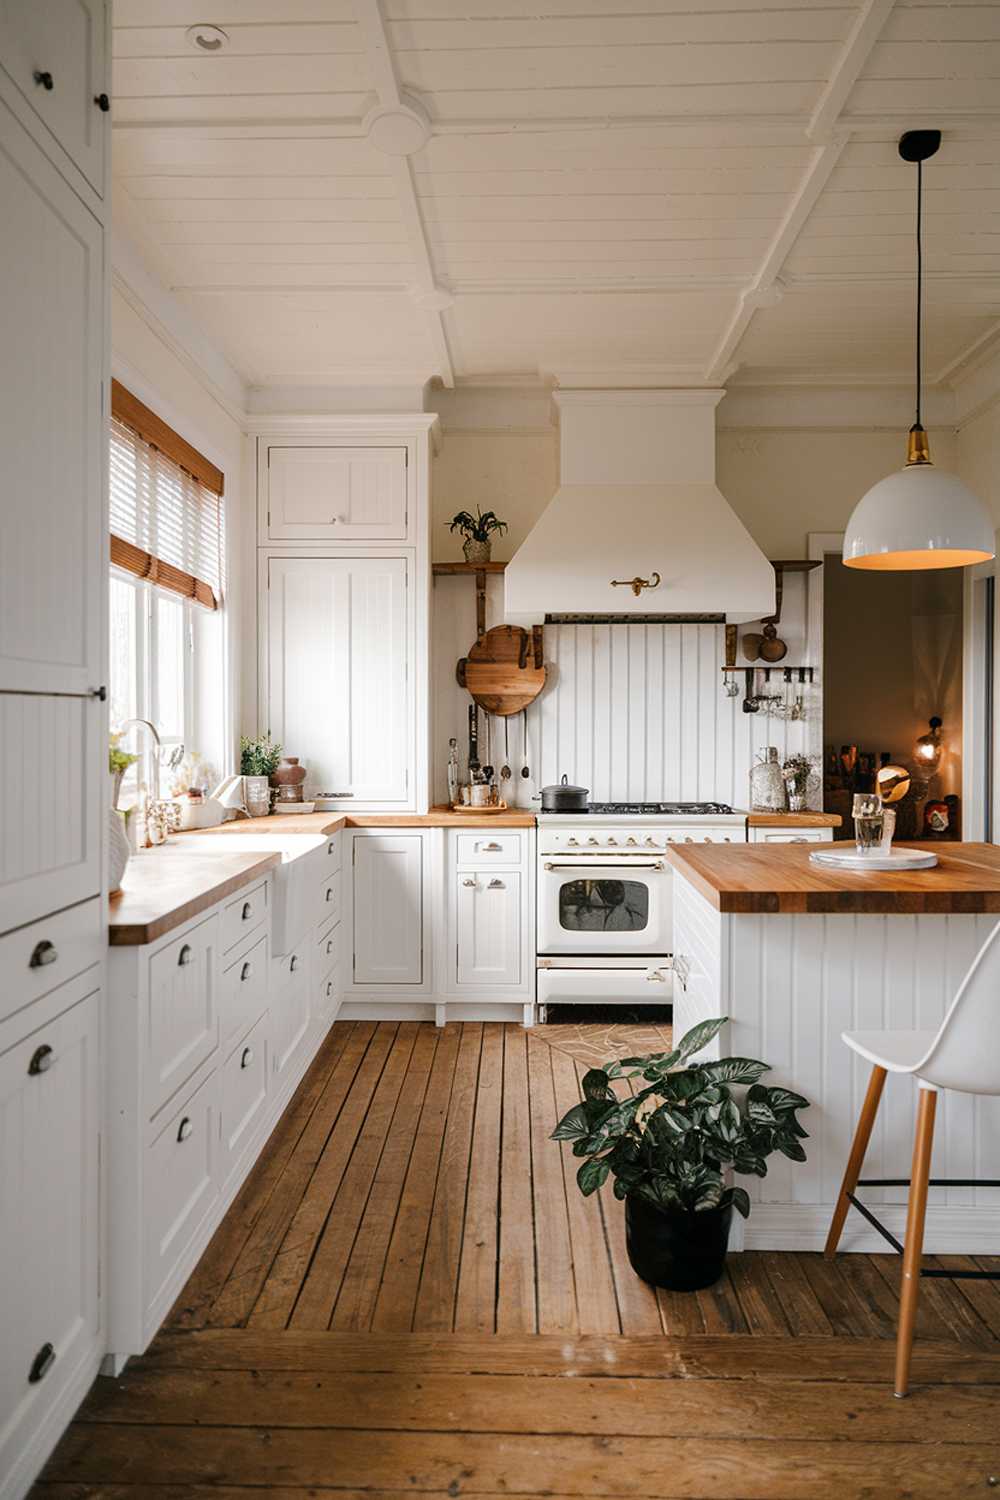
610, 571, 661, 597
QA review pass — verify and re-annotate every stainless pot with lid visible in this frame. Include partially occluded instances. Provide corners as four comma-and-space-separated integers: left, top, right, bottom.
539, 774, 590, 813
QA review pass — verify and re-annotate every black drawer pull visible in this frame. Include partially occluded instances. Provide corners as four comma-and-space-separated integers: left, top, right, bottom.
28, 1044, 53, 1076
290, 955, 301, 973
240, 961, 253, 982
33, 70, 53, 90
241, 901, 253, 921
178, 944, 193, 967
28, 1342, 55, 1383
328, 841, 336, 854
29, 940, 58, 969
325, 887, 334, 902
94, 92, 110, 111
176, 1116, 193, 1143
240, 1046, 253, 1070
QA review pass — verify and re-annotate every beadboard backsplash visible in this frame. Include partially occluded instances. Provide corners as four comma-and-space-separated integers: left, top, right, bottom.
432, 571, 818, 810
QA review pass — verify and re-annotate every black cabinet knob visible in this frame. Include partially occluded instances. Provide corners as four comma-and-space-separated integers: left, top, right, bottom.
28, 1343, 56, 1383
33, 70, 53, 91
94, 92, 110, 112
28, 1044, 54, 1076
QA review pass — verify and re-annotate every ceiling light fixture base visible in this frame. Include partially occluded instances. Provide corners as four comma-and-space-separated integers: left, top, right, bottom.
898, 130, 941, 164
363, 94, 431, 157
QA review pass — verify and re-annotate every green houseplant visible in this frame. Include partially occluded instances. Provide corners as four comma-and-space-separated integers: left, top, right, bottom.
447, 507, 508, 564
240, 735, 282, 817
552, 1017, 810, 1291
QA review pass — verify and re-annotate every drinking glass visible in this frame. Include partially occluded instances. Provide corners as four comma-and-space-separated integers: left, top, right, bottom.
852, 793, 883, 855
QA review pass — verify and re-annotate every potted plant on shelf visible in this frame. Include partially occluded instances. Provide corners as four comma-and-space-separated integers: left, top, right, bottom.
782, 752, 815, 813
552, 1017, 810, 1291
240, 735, 282, 817
447, 507, 508, 564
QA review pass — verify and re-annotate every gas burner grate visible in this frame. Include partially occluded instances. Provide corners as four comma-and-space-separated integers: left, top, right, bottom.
587, 801, 736, 816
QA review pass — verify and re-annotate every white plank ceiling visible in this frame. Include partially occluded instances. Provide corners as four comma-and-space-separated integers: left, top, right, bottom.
111, 0, 1000, 392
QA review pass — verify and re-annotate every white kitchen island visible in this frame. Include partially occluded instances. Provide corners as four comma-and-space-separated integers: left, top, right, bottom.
668, 842, 1000, 1254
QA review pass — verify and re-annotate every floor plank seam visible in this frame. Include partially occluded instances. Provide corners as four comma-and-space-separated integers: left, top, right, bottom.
405, 1026, 466, 1334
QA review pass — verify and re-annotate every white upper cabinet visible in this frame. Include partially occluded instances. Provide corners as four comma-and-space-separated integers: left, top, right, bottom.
262, 443, 408, 544
264, 554, 410, 806
0, 99, 103, 696
0, 0, 107, 195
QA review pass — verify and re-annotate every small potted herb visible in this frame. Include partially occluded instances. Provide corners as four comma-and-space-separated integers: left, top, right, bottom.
109, 732, 138, 811
240, 735, 282, 817
782, 753, 815, 813
447, 508, 508, 564
552, 1018, 809, 1291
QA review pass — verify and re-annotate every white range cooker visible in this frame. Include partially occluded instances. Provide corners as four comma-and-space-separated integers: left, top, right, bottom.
536, 802, 746, 1015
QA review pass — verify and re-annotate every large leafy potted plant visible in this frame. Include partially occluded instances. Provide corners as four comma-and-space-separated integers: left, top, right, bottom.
552, 1017, 810, 1291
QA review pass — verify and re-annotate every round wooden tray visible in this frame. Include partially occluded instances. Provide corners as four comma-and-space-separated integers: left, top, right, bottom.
450, 801, 509, 815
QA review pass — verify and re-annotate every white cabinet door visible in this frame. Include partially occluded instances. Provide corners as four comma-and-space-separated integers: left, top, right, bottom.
457, 871, 521, 988
0, 691, 102, 936
272, 947, 310, 1080
353, 835, 423, 986
264, 445, 407, 542
145, 918, 218, 1121
0, 98, 103, 695
145, 1068, 218, 1313
0, 984, 99, 1474
266, 555, 410, 805
0, 0, 107, 194
751, 829, 833, 844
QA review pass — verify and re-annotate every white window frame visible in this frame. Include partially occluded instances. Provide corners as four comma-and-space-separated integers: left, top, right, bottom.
110, 566, 195, 800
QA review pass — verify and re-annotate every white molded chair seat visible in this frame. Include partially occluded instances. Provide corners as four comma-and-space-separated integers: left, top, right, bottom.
842, 1029, 938, 1076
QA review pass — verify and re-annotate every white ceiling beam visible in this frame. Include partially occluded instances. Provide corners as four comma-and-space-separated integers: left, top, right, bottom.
350, 0, 454, 388
705, 0, 898, 384
935, 317, 1000, 387
703, 135, 848, 384
808, 0, 898, 143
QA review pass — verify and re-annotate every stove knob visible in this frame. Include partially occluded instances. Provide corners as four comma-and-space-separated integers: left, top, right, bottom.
703, 835, 713, 842
645, 836, 656, 846
626, 836, 637, 846
724, 837, 731, 843
567, 837, 578, 846
607, 837, 617, 846
684, 836, 694, 843
666, 835, 674, 843
588, 837, 599, 846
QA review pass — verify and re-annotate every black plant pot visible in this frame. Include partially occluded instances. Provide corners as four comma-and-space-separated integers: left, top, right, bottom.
625, 1194, 733, 1292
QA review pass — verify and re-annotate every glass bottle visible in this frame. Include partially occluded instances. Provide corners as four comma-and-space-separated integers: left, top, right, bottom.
750, 746, 785, 812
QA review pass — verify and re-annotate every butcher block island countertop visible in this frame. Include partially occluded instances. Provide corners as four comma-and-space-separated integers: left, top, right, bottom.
746, 811, 842, 827
667, 841, 1000, 914
108, 847, 281, 945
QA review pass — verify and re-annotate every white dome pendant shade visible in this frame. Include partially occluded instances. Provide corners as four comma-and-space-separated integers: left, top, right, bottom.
843, 131, 994, 573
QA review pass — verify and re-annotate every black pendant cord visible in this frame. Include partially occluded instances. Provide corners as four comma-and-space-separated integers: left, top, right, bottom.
915, 156, 923, 431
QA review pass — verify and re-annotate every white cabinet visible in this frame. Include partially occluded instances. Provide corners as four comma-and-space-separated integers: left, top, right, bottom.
0, 97, 104, 698
456, 872, 521, 987
145, 917, 218, 1120
145, 1068, 218, 1314
0, 977, 100, 1490
352, 834, 423, 986
0, 0, 108, 194
219, 1015, 269, 1185
749, 827, 834, 845
262, 443, 408, 543
264, 554, 410, 807
271, 945, 311, 1080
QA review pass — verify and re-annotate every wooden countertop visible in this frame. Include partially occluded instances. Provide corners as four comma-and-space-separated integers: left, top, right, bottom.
667, 841, 1000, 914
109, 848, 281, 946
747, 812, 842, 828
191, 805, 536, 833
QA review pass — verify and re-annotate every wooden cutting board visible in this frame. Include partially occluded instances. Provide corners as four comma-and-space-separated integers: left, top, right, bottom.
457, 624, 547, 715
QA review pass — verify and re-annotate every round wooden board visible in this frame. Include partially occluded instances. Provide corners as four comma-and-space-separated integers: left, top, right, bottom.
460, 624, 547, 715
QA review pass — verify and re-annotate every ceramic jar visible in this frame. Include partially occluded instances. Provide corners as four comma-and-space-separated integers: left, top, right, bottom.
243, 774, 271, 818
270, 756, 307, 803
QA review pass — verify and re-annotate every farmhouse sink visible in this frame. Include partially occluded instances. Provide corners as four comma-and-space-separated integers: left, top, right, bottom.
168, 831, 333, 955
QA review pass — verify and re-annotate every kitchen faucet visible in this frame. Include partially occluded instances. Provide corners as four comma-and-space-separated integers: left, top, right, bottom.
118, 718, 163, 803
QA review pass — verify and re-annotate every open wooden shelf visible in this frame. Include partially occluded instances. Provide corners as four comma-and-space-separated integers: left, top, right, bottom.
432, 561, 507, 575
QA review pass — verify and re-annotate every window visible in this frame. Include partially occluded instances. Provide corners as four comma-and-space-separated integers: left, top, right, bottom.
108, 384, 226, 803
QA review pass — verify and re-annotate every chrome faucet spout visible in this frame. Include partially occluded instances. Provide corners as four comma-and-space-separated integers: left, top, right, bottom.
118, 718, 163, 803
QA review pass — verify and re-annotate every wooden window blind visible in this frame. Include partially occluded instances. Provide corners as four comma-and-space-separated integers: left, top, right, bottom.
109, 383, 224, 610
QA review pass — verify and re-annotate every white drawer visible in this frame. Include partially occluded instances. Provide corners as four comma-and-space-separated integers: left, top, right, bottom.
220, 933, 268, 1052
315, 914, 341, 974
320, 833, 342, 877
455, 832, 522, 865
145, 1068, 218, 1310
316, 869, 341, 928
221, 879, 268, 953
753, 829, 832, 844
315, 962, 340, 1024
219, 1013, 269, 1179
537, 963, 671, 1009
0, 896, 102, 1028
146, 916, 218, 1120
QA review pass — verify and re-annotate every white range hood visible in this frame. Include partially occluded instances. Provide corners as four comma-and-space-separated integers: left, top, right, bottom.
505, 390, 774, 626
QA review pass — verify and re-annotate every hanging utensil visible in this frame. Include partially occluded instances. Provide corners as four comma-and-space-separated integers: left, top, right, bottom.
742, 667, 759, 713
468, 703, 479, 776
521, 707, 531, 780
758, 567, 788, 663
481, 709, 493, 784
500, 716, 512, 784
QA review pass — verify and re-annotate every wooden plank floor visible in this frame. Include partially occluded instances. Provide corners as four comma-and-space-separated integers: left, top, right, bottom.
33, 1021, 1000, 1499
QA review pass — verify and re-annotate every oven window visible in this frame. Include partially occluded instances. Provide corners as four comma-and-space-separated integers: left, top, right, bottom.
558, 879, 649, 932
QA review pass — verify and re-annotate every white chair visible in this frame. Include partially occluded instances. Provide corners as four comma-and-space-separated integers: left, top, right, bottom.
824, 918, 1000, 1397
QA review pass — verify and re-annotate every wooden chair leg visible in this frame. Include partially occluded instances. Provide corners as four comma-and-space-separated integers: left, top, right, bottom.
894, 1087, 937, 1399
824, 1064, 887, 1258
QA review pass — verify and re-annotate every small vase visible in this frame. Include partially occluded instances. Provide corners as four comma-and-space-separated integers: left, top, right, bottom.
110, 769, 123, 811
624, 1194, 733, 1292
108, 808, 130, 895
463, 537, 491, 564
787, 787, 806, 813
243, 774, 271, 818
270, 756, 307, 795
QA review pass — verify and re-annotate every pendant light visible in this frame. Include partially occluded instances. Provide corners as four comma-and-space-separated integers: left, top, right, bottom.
842, 131, 995, 571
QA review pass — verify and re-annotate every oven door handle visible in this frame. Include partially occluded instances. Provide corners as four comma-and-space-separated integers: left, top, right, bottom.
543, 860, 666, 872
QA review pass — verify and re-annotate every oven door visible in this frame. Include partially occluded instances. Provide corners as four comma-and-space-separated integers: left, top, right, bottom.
537, 858, 672, 955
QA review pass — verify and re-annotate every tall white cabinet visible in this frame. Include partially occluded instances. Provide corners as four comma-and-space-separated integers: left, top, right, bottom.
0, 8, 109, 1497
255, 419, 436, 813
